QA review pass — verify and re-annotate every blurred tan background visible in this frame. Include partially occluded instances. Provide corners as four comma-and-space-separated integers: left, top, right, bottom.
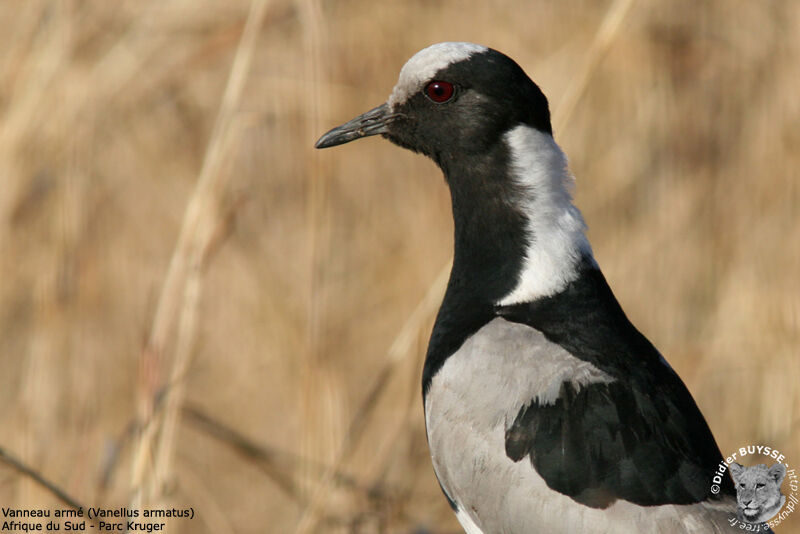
0, 0, 798, 533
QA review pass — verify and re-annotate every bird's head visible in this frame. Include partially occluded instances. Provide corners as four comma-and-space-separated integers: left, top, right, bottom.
315, 42, 552, 165
316, 43, 590, 306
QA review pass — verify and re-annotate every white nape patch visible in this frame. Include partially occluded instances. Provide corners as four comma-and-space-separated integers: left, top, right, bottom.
455, 507, 485, 534
387, 42, 487, 108
497, 125, 593, 306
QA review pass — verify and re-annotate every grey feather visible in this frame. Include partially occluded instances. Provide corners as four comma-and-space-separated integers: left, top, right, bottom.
425, 318, 741, 533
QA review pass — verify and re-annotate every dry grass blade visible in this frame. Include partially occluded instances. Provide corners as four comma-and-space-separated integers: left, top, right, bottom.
551, 0, 637, 133
293, 264, 450, 533
182, 405, 373, 499
129, 0, 271, 508
0, 444, 86, 511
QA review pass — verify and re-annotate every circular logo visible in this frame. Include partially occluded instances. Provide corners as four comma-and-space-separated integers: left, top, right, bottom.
710, 445, 797, 530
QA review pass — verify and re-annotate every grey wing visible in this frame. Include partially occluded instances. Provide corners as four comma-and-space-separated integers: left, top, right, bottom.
424, 318, 746, 533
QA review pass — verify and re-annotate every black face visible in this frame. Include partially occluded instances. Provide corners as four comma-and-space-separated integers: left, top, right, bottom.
385, 49, 552, 163
315, 49, 552, 169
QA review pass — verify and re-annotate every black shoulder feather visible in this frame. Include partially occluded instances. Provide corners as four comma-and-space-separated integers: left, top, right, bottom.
497, 260, 735, 507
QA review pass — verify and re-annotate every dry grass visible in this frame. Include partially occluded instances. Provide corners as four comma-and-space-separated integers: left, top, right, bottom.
0, 1, 798, 533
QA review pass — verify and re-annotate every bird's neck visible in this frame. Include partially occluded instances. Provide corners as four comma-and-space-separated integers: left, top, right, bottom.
441, 125, 592, 308
422, 125, 593, 396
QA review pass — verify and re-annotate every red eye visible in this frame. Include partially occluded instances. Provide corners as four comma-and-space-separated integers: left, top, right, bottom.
425, 80, 455, 103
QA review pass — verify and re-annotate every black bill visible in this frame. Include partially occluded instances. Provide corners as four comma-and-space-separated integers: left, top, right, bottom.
315, 103, 391, 149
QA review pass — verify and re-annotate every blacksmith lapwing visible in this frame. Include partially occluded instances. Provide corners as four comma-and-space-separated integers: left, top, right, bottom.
316, 42, 744, 533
